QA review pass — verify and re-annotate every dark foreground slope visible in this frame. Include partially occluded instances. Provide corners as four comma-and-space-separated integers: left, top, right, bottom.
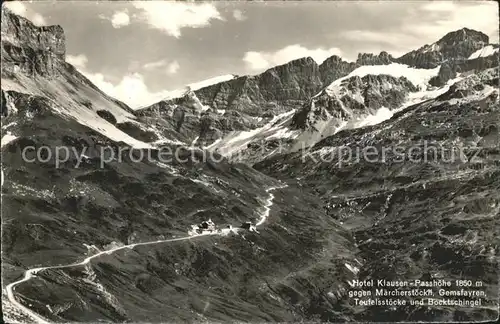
1, 8, 357, 323
1, 100, 358, 322
256, 67, 500, 322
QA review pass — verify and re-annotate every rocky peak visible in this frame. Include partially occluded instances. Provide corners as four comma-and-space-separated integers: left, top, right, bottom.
1, 8, 66, 77
425, 30, 497, 87
429, 49, 499, 87
1, 8, 65, 56
318, 54, 357, 86
318, 51, 397, 86
433, 27, 489, 61
265, 56, 319, 75
396, 27, 488, 69
257, 56, 323, 101
356, 51, 395, 66
437, 27, 489, 46
140, 49, 409, 120
141, 56, 324, 119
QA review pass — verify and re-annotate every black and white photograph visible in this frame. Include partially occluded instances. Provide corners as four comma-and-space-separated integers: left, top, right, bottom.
1, 0, 499, 322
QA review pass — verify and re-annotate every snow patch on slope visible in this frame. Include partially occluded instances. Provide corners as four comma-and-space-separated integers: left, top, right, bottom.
292, 115, 347, 151
191, 92, 210, 113
1, 75, 159, 149
468, 45, 499, 60
352, 75, 465, 128
400, 75, 464, 109
327, 63, 440, 92
355, 107, 394, 128
208, 110, 299, 156
70, 113, 153, 149
1, 132, 18, 148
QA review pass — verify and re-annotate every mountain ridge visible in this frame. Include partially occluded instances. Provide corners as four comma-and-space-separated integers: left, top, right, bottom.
130, 25, 495, 158
137, 27, 492, 114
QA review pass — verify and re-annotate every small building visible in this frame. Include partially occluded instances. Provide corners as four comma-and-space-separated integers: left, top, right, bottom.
188, 225, 200, 236
241, 221, 256, 231
241, 221, 252, 229
200, 218, 216, 231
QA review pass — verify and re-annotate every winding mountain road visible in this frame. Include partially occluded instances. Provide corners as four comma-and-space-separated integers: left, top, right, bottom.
4, 185, 286, 323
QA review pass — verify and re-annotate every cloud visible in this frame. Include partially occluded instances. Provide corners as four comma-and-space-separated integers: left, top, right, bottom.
31, 13, 46, 26
232, 9, 247, 21
4, 1, 47, 26
409, 1, 499, 43
5, 1, 27, 16
87, 72, 171, 108
243, 52, 270, 70
167, 61, 180, 74
111, 10, 130, 28
132, 1, 223, 37
98, 10, 130, 28
143, 59, 168, 70
243, 45, 343, 70
66, 53, 171, 108
143, 59, 180, 75
421, 1, 457, 12
339, 30, 421, 57
66, 54, 89, 69
90, 72, 173, 108
341, 30, 406, 45
339, 1, 499, 57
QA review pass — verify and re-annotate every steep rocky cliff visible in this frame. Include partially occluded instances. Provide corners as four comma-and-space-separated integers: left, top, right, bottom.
0, 7, 152, 150
1, 7, 65, 77
318, 54, 357, 86
356, 51, 395, 66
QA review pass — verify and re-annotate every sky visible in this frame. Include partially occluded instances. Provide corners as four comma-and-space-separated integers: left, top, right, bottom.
4, 0, 499, 109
